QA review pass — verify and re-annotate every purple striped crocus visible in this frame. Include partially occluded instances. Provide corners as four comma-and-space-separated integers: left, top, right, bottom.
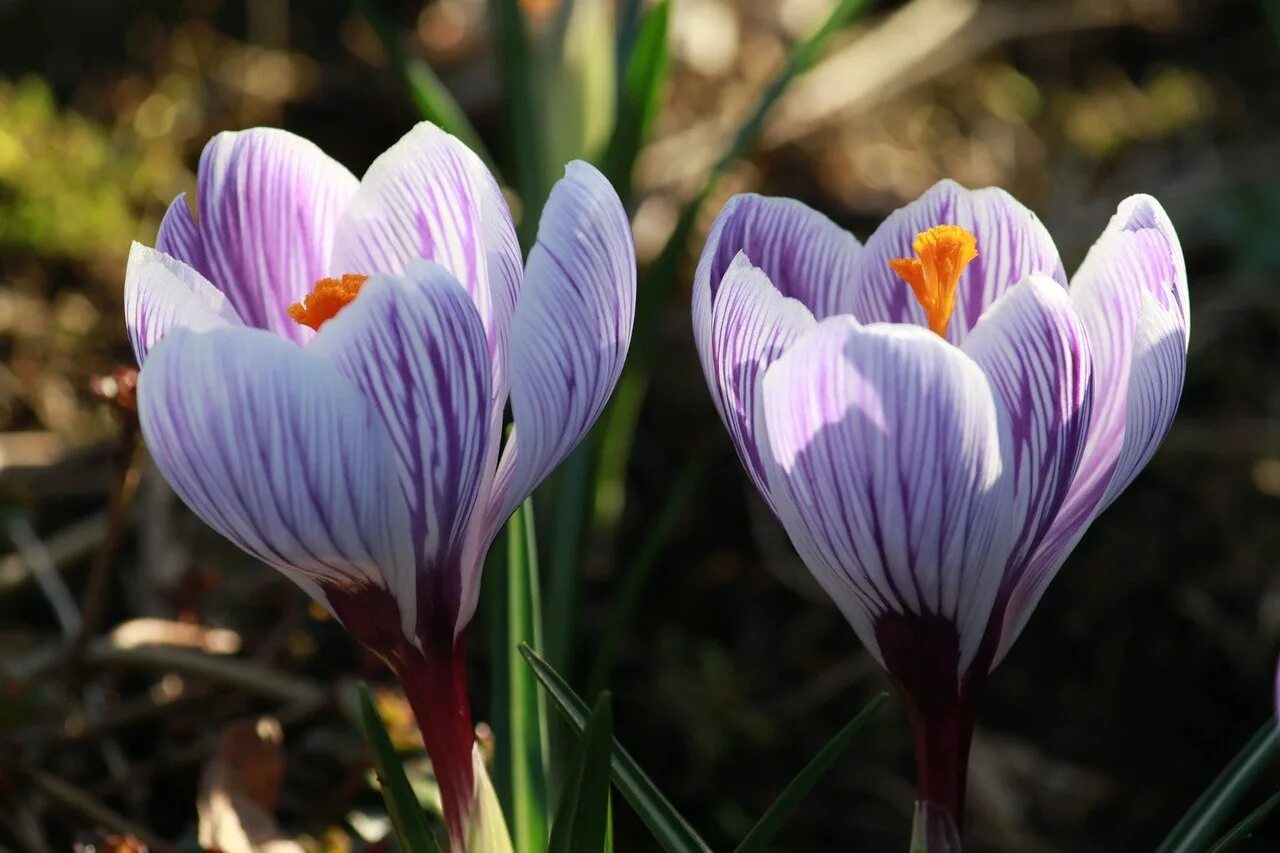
693, 181, 1188, 840
125, 123, 635, 849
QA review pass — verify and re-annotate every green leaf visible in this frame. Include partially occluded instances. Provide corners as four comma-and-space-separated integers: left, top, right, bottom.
357, 683, 443, 853
1207, 788, 1280, 853
540, 0, 617, 171
1158, 719, 1280, 853
519, 643, 712, 853
734, 693, 887, 852
490, 0, 548, 248
352, 0, 493, 170
587, 450, 705, 696
548, 693, 614, 853
602, 0, 670, 199
494, 500, 550, 853
633, 0, 873, 370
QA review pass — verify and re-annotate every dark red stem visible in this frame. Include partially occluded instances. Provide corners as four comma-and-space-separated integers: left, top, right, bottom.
902, 683, 977, 834
396, 637, 475, 850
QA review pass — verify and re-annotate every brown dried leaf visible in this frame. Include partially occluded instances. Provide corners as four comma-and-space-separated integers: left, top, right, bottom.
197, 717, 303, 853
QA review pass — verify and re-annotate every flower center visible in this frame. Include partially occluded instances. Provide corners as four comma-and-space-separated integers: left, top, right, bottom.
287, 274, 369, 331
887, 225, 979, 337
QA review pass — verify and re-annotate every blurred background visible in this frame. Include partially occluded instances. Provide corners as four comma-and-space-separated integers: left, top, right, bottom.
1, 0, 1278, 850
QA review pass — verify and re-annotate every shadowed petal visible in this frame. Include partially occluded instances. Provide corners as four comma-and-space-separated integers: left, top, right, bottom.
850, 180, 1066, 344
757, 318, 1013, 674
193, 129, 358, 341
136, 327, 417, 644
962, 275, 1092, 594
124, 243, 243, 364
995, 194, 1187, 663
486, 162, 635, 548
155, 192, 203, 268
308, 261, 492, 641
706, 253, 816, 504
693, 193, 862, 323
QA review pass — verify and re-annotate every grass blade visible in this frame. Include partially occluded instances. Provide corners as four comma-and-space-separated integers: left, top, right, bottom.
633, 0, 873, 367
1157, 719, 1280, 853
602, 0, 671, 199
357, 683, 443, 852
1207, 789, 1280, 853
548, 693, 614, 853
490, 0, 548, 248
352, 0, 493, 170
500, 500, 550, 852
519, 643, 712, 852
734, 693, 887, 853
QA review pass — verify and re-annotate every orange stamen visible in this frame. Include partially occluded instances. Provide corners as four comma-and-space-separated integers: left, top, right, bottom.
887, 225, 979, 337
287, 273, 369, 331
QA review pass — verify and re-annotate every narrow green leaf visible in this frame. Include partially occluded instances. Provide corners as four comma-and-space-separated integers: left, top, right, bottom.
352, 0, 493, 170
734, 693, 887, 853
490, 0, 548, 248
602, 0, 671, 199
1207, 788, 1280, 853
587, 451, 705, 696
519, 643, 712, 853
548, 693, 614, 853
357, 683, 443, 852
1158, 720, 1280, 853
634, 0, 872, 368
505, 501, 550, 852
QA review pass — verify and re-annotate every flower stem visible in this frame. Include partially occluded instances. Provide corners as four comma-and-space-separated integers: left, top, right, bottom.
397, 637, 476, 851
903, 686, 976, 842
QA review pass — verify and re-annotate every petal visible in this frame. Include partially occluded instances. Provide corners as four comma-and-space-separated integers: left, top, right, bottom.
961, 275, 1092, 591
136, 326, 417, 642
193, 128, 358, 341
693, 193, 862, 322
155, 192, 203, 268
124, 243, 243, 365
850, 180, 1066, 344
330, 122, 522, 416
486, 161, 636, 540
757, 318, 1013, 674
705, 253, 815, 503
995, 194, 1187, 663
307, 261, 493, 640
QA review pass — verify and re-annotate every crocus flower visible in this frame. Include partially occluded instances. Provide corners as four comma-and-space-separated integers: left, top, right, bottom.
125, 123, 635, 849
693, 181, 1188, 841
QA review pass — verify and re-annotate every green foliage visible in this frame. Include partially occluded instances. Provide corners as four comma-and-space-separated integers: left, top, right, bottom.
1158, 720, 1280, 853
547, 693, 614, 853
520, 642, 713, 852
357, 683, 444, 853
352, 0, 493, 170
0, 77, 185, 262
491, 501, 551, 852
734, 693, 887, 853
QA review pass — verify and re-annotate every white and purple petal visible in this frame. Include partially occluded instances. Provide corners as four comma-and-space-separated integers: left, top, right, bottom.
694, 193, 862, 323
706, 253, 816, 503
994, 194, 1187, 663
756, 318, 1014, 673
136, 326, 417, 643
307, 261, 492, 642
155, 192, 203, 268
850, 180, 1066, 344
329, 123, 521, 390
188, 129, 358, 341
486, 161, 636, 546
124, 243, 243, 364
961, 275, 1093, 592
